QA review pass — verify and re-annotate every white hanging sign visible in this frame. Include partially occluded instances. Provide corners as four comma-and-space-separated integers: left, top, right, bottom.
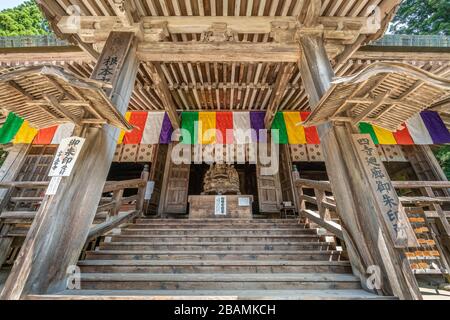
144, 181, 155, 200
46, 176, 62, 195
49, 136, 86, 177
215, 196, 227, 215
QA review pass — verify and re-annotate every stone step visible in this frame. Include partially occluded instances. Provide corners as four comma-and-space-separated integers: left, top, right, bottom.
28, 289, 394, 300
85, 250, 343, 261
77, 273, 362, 290
120, 228, 317, 236
135, 219, 300, 224
99, 242, 333, 251
127, 223, 307, 229
109, 235, 322, 243
78, 260, 353, 274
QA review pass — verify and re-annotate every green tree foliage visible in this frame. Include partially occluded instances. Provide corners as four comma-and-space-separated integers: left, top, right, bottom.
390, 0, 450, 178
390, 0, 450, 35
0, 0, 49, 36
434, 146, 450, 179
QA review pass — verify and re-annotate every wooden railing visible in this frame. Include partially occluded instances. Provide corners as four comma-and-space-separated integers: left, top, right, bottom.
295, 179, 450, 235
391, 181, 450, 220
295, 178, 450, 274
295, 179, 343, 240
0, 166, 149, 266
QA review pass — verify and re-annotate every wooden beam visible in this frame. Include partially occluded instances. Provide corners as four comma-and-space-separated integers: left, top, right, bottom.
0, 46, 92, 64
351, 90, 391, 125
299, 33, 422, 300
57, 16, 378, 35
137, 42, 304, 62
264, 63, 296, 128
43, 95, 82, 125
144, 63, 180, 130
107, 0, 135, 27
0, 32, 140, 299
5, 80, 35, 100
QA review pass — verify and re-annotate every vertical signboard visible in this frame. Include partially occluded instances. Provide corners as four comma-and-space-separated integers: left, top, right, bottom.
352, 134, 418, 248
49, 137, 86, 177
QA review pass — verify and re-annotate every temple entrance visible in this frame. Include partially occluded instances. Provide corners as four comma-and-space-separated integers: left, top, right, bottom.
188, 164, 259, 214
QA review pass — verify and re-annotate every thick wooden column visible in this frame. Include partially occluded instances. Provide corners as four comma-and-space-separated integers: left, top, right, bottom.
1, 32, 139, 299
298, 33, 421, 300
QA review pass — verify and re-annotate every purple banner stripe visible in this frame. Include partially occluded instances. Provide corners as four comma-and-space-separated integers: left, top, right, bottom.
159, 113, 173, 144
250, 111, 265, 142
420, 111, 450, 144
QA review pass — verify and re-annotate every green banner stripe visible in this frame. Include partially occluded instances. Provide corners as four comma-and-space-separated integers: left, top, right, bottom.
271, 112, 289, 144
359, 122, 379, 145
181, 112, 199, 144
0, 112, 24, 144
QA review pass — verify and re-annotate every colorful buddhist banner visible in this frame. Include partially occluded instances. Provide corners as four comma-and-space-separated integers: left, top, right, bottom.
1, 110, 449, 146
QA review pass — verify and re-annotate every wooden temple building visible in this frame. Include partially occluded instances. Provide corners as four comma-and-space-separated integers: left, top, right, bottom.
0, 0, 450, 300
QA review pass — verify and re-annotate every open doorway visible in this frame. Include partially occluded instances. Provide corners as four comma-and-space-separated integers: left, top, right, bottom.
188, 164, 259, 214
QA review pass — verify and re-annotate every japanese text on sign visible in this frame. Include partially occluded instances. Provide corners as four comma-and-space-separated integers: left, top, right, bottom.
96, 55, 118, 82
49, 137, 86, 177
352, 134, 418, 248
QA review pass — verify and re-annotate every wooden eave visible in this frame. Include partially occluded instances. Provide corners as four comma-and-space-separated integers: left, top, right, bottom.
303, 62, 450, 131
2, 44, 450, 116
0, 65, 133, 130
31, 0, 402, 114
36, 0, 401, 61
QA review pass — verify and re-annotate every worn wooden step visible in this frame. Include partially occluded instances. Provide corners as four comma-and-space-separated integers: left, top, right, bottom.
99, 241, 333, 251
27, 289, 394, 300
120, 228, 317, 236
127, 223, 307, 229
78, 260, 352, 274
135, 219, 299, 224
85, 250, 343, 261
109, 235, 322, 243
78, 273, 361, 290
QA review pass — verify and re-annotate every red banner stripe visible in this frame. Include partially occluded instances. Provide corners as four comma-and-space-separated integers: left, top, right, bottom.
123, 112, 148, 144
33, 126, 58, 145
300, 112, 320, 144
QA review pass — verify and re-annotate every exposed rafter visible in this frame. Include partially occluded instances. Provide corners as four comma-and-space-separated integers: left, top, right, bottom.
143, 62, 180, 130
264, 63, 296, 128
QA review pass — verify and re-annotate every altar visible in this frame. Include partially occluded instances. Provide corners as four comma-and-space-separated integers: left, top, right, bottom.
188, 195, 253, 219
188, 163, 253, 218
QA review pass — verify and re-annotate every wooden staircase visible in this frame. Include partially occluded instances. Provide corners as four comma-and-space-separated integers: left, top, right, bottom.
29, 218, 393, 300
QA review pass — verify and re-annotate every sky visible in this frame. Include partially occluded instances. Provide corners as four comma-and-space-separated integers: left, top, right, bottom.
0, 0, 26, 11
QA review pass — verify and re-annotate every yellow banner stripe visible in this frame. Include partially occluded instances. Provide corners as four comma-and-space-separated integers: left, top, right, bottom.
199, 112, 216, 144
13, 121, 38, 144
373, 125, 397, 145
283, 112, 306, 144
118, 112, 132, 144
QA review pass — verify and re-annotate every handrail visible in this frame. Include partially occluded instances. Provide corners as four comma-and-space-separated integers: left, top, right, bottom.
0, 181, 50, 189
0, 165, 150, 232
392, 181, 450, 188
295, 179, 450, 238
295, 179, 332, 192
295, 179, 342, 240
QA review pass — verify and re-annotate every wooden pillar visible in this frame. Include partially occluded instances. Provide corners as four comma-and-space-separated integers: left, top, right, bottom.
298, 33, 421, 300
1, 32, 139, 299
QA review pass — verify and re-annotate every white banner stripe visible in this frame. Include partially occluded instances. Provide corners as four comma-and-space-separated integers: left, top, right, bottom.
141, 112, 165, 144
51, 123, 75, 144
233, 112, 251, 144
406, 114, 433, 145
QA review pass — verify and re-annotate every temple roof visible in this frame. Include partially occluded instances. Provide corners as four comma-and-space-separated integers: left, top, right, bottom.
0, 65, 133, 130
